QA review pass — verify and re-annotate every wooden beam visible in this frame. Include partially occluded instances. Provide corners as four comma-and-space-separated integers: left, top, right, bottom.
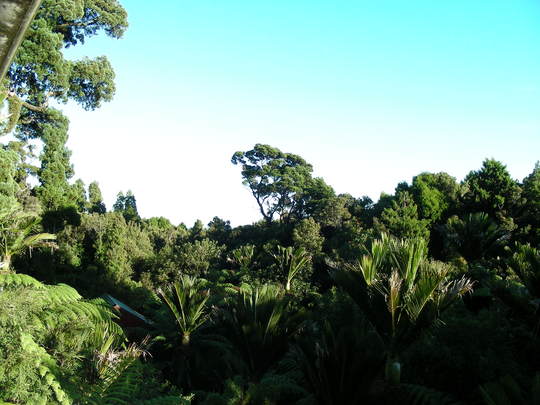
0, 0, 42, 82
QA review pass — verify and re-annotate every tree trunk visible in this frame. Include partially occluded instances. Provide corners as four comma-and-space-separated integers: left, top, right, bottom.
385, 357, 401, 385
182, 332, 190, 347
0, 254, 11, 272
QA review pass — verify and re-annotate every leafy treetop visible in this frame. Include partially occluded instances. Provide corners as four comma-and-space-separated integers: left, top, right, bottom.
232, 144, 333, 223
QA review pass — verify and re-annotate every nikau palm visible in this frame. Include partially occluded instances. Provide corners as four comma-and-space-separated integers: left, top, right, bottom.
158, 275, 210, 346
224, 284, 298, 379
272, 245, 310, 291
332, 234, 473, 384
0, 208, 56, 272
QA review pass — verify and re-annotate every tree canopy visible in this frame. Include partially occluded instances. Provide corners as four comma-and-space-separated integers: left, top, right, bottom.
232, 143, 334, 223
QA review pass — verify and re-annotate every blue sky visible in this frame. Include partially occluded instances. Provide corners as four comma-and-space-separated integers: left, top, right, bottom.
62, 0, 540, 226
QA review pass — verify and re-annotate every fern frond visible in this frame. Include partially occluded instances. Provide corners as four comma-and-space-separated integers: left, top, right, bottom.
137, 395, 194, 405
39, 300, 124, 345
402, 384, 463, 405
20, 333, 72, 405
479, 374, 540, 405
0, 272, 46, 289
43, 284, 82, 305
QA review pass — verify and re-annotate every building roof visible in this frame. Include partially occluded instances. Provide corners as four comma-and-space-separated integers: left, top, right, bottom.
102, 293, 153, 325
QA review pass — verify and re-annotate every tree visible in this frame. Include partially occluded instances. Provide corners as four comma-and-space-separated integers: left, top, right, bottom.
271, 245, 311, 291
223, 284, 299, 380
0, 147, 21, 210
0, 206, 56, 272
88, 181, 106, 214
158, 276, 210, 347
312, 194, 353, 228
177, 238, 224, 276
69, 178, 87, 212
3, 0, 128, 222
232, 144, 333, 223
409, 172, 460, 224
376, 191, 430, 241
518, 162, 540, 244
34, 109, 73, 211
441, 213, 510, 262
506, 243, 540, 299
331, 235, 473, 384
462, 159, 520, 219
0, 146, 55, 271
292, 217, 324, 257
113, 190, 139, 222
207, 216, 232, 245
6, 0, 127, 119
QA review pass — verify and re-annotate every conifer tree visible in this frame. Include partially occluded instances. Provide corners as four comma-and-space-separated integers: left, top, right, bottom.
113, 190, 139, 222
88, 181, 106, 214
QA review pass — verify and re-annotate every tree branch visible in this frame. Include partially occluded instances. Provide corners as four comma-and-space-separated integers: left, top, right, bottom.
6, 92, 47, 112
56, 18, 100, 30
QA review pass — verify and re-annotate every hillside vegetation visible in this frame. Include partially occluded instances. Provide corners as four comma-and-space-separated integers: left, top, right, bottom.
1, 1, 539, 404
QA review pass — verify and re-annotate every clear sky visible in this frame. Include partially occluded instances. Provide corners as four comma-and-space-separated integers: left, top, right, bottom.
61, 0, 540, 227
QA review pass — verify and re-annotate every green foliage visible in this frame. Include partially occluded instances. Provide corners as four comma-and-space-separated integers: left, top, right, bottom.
331, 234, 473, 383
69, 179, 87, 212
291, 291, 385, 405
83, 339, 146, 404
222, 284, 300, 380
400, 384, 463, 405
113, 190, 140, 222
376, 191, 430, 241
158, 276, 210, 346
8, 0, 127, 113
402, 303, 537, 401
271, 245, 311, 291
230, 244, 255, 271
138, 396, 193, 405
177, 238, 224, 276
506, 243, 540, 298
0, 146, 21, 208
0, 205, 56, 271
85, 212, 153, 283
463, 159, 520, 219
292, 217, 323, 257
441, 212, 510, 262
0, 271, 46, 288
0, 273, 126, 403
480, 374, 540, 405
518, 162, 540, 244
0, 94, 22, 135
207, 216, 232, 245
199, 373, 306, 405
232, 144, 334, 223
409, 172, 460, 224
4, 0, 128, 230
88, 181, 106, 213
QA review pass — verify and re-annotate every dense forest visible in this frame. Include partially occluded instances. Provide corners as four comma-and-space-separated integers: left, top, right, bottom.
1, 1, 539, 404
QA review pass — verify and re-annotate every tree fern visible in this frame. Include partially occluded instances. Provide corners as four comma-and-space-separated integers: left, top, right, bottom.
480, 374, 540, 405
83, 336, 146, 404
20, 333, 71, 405
43, 284, 83, 304
0, 272, 46, 289
401, 384, 463, 405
